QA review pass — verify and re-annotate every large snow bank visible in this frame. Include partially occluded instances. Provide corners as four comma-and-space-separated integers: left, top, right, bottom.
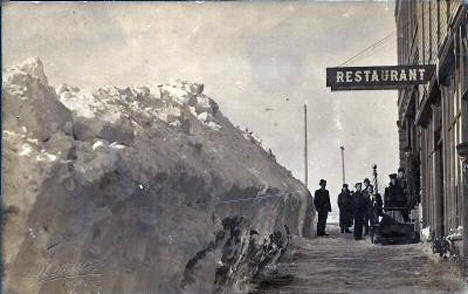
2, 58, 313, 294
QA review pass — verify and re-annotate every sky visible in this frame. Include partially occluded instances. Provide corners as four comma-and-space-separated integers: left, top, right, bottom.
2, 1, 399, 214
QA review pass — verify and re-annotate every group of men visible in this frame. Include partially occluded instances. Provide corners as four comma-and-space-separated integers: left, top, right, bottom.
336, 179, 382, 240
313, 168, 416, 241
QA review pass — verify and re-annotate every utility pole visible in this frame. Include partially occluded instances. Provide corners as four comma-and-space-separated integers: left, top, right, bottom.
304, 104, 308, 188
340, 146, 345, 185
372, 164, 378, 194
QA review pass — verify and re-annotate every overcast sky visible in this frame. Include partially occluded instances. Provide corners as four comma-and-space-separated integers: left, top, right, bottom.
3, 1, 399, 211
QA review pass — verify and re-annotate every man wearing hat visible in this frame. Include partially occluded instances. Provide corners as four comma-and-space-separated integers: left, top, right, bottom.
397, 167, 407, 191
352, 183, 367, 240
363, 178, 371, 191
337, 184, 353, 233
314, 179, 332, 236
362, 178, 372, 235
385, 174, 402, 208
384, 173, 408, 222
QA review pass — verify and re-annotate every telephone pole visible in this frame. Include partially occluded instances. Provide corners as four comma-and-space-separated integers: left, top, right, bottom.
304, 104, 308, 188
340, 146, 345, 184
372, 164, 378, 194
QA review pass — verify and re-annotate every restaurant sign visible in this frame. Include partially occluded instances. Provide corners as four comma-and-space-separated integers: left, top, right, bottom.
326, 65, 435, 91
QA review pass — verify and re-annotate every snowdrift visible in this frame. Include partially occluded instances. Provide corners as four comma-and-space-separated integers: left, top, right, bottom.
2, 57, 314, 294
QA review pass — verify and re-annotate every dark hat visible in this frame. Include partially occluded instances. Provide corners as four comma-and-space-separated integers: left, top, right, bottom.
342, 183, 348, 188
398, 167, 405, 172
355, 182, 362, 187
389, 173, 397, 179
363, 178, 370, 184
319, 179, 327, 185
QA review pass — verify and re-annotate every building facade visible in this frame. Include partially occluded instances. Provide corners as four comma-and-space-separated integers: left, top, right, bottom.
395, 0, 468, 274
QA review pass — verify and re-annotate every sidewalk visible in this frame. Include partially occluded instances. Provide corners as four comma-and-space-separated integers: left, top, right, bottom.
249, 224, 466, 294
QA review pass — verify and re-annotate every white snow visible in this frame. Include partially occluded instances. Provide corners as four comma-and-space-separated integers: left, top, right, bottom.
447, 226, 463, 241
421, 226, 431, 242
197, 95, 211, 109
92, 140, 105, 151
197, 112, 209, 122
55, 77, 222, 133
26, 138, 39, 145
35, 153, 57, 162
19, 143, 34, 157
3, 58, 315, 294
28, 227, 37, 239
155, 112, 168, 122
58, 89, 96, 119
206, 121, 222, 131
3, 130, 22, 138
4, 57, 49, 86
242, 130, 270, 152
169, 120, 181, 127
160, 85, 190, 106
165, 105, 182, 120
7, 85, 27, 97
109, 142, 126, 149
13, 135, 60, 162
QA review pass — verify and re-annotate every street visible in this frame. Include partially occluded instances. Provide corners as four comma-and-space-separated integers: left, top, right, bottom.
251, 224, 466, 294
4, 2, 468, 294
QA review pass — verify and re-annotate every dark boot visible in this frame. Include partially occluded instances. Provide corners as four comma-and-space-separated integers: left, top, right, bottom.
345, 228, 352, 233
341, 227, 345, 233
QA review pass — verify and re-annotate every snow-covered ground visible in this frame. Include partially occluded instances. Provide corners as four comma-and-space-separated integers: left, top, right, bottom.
250, 224, 467, 294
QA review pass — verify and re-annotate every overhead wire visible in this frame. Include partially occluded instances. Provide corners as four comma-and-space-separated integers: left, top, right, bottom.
338, 31, 396, 67
337, 3, 457, 67
345, 37, 397, 65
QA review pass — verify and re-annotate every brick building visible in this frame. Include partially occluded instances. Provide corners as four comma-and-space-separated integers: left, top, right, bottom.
395, 0, 468, 274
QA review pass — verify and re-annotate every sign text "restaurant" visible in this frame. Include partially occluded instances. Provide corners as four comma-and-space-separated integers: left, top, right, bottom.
326, 65, 435, 91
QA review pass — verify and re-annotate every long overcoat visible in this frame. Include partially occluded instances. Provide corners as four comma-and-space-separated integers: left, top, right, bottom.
384, 184, 405, 208
337, 190, 353, 227
352, 191, 368, 220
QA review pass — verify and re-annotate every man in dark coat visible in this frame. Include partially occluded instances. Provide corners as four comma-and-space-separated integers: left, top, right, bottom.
384, 174, 409, 222
337, 184, 353, 233
397, 167, 407, 191
352, 183, 368, 240
371, 192, 384, 225
314, 179, 331, 236
384, 174, 405, 208
362, 180, 373, 235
